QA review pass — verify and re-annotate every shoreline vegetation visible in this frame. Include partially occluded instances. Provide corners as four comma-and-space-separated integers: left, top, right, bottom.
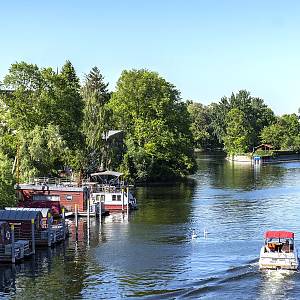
0, 61, 300, 206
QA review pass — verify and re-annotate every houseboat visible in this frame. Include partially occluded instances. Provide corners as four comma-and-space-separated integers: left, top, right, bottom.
16, 177, 108, 217
259, 230, 299, 270
84, 171, 138, 211
16, 178, 89, 216
0, 210, 59, 247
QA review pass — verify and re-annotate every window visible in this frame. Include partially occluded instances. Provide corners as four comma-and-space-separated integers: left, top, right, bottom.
65, 195, 73, 201
117, 195, 121, 202
112, 195, 117, 201
32, 194, 60, 201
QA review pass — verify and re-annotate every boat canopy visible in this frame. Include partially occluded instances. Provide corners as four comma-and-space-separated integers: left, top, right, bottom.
264, 231, 294, 239
90, 171, 123, 178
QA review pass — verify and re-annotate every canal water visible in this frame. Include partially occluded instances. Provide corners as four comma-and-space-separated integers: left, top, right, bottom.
1, 153, 300, 299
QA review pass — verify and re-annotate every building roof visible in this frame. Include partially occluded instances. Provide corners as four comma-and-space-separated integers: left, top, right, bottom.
0, 210, 42, 221
5, 207, 51, 218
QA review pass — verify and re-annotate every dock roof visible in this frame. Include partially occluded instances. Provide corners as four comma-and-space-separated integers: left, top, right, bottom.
5, 207, 50, 218
0, 210, 42, 222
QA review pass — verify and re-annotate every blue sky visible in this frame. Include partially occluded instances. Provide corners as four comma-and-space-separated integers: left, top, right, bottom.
0, 0, 299, 115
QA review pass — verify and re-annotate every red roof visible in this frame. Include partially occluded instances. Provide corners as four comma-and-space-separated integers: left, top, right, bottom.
264, 231, 294, 239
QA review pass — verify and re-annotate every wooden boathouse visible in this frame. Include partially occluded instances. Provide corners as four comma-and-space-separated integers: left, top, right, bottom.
0, 209, 65, 247
0, 221, 32, 263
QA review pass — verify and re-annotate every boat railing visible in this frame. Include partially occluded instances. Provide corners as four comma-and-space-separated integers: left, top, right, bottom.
26, 177, 78, 187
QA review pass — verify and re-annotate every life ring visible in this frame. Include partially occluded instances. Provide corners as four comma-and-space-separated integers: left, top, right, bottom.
5, 231, 10, 240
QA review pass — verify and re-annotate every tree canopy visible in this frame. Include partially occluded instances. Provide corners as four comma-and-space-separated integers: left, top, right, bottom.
109, 69, 196, 182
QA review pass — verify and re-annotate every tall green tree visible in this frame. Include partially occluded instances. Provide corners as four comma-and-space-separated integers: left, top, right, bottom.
224, 108, 251, 154
210, 90, 275, 151
81, 67, 111, 171
109, 69, 196, 181
1, 61, 84, 178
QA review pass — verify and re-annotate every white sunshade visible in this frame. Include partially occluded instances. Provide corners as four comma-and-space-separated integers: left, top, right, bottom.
90, 171, 123, 178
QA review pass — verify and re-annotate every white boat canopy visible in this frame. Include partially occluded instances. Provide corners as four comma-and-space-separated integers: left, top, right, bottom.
90, 171, 123, 178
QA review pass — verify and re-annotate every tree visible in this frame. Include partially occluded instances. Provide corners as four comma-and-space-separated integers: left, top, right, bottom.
261, 113, 300, 150
0, 152, 16, 207
81, 67, 111, 171
223, 108, 251, 154
187, 101, 221, 150
1, 61, 84, 178
210, 90, 275, 152
109, 69, 196, 182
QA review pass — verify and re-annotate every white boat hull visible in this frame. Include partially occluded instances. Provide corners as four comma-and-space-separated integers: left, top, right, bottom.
259, 246, 299, 270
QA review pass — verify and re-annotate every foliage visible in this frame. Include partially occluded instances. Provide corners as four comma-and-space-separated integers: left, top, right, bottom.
0, 152, 16, 207
81, 67, 111, 172
209, 90, 275, 151
187, 101, 221, 150
109, 69, 196, 182
261, 114, 300, 151
223, 108, 251, 154
1, 61, 84, 179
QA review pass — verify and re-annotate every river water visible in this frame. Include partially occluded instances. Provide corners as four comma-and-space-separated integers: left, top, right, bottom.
1, 153, 300, 299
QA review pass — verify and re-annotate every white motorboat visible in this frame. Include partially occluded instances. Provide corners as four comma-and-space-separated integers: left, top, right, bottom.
259, 230, 299, 270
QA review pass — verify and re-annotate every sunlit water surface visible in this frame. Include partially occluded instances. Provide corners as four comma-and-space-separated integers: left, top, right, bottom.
1, 154, 300, 299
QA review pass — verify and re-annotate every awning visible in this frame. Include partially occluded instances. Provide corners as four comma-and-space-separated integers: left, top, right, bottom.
264, 231, 294, 239
90, 171, 123, 177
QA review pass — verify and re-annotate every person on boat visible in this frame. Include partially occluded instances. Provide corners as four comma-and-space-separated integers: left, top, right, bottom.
281, 240, 290, 253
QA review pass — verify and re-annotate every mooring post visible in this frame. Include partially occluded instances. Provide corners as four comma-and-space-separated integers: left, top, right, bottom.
62, 207, 66, 239
75, 204, 78, 233
122, 187, 124, 211
87, 195, 90, 221
11, 224, 15, 264
126, 187, 129, 217
99, 200, 102, 223
31, 218, 35, 255
47, 212, 52, 247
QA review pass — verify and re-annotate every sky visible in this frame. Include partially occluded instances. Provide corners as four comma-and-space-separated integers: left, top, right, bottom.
0, 0, 300, 115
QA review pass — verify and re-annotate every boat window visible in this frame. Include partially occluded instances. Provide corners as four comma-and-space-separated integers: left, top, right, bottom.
65, 195, 73, 201
112, 195, 117, 201
32, 194, 60, 201
101, 195, 105, 201
117, 195, 121, 201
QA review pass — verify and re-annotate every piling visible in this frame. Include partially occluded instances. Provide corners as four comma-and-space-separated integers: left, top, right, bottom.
122, 188, 124, 211
99, 200, 102, 223
75, 204, 78, 232
47, 212, 52, 247
31, 218, 35, 254
87, 196, 90, 224
11, 224, 15, 264
62, 207, 66, 239
126, 187, 129, 217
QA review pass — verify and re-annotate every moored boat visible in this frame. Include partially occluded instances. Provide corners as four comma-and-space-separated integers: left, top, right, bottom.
84, 171, 138, 211
259, 230, 299, 270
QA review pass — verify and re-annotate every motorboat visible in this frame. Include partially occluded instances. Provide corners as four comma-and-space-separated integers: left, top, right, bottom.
259, 230, 299, 270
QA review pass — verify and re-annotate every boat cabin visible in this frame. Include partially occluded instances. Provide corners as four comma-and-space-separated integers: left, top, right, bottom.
264, 231, 295, 253
84, 171, 138, 211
